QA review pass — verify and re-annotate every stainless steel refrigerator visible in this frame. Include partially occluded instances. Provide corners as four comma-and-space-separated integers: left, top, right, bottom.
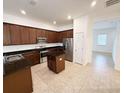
63, 38, 73, 62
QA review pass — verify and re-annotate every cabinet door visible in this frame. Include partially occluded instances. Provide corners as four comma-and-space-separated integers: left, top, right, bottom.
47, 31, 57, 43
57, 32, 63, 42
4, 68, 33, 93
36, 29, 42, 38
10, 25, 21, 45
62, 31, 67, 38
36, 29, 46, 38
56, 54, 65, 73
55, 32, 60, 42
29, 28, 36, 44
67, 30, 73, 38
3, 23, 11, 45
20, 26, 30, 44
46, 31, 53, 43
54, 32, 59, 43
23, 51, 40, 66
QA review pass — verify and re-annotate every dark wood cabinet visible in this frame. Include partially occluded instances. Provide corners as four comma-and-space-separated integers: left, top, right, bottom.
46, 30, 57, 43
23, 51, 40, 66
47, 53, 65, 73
67, 30, 73, 38
57, 32, 63, 42
45, 30, 51, 42
10, 25, 21, 45
20, 27, 30, 44
36, 29, 46, 38
29, 28, 37, 44
4, 67, 33, 93
55, 32, 59, 42
3, 24, 11, 45
46, 31, 59, 43
62, 31, 67, 38
58, 29, 73, 42
3, 23, 73, 45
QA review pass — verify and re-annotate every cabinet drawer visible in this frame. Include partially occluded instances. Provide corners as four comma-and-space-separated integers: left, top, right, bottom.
56, 55, 65, 73
23, 51, 40, 66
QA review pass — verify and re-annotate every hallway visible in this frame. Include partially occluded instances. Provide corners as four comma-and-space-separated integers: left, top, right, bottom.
31, 52, 120, 93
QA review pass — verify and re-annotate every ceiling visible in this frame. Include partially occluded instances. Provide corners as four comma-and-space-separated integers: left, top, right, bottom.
3, 0, 120, 27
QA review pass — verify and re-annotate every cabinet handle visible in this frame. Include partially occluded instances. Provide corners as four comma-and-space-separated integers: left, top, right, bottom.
59, 58, 62, 61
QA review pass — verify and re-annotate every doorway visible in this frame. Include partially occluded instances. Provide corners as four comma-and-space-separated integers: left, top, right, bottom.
92, 19, 120, 69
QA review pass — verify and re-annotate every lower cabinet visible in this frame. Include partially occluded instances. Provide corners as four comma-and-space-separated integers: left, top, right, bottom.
47, 54, 65, 73
3, 67, 33, 93
23, 51, 40, 66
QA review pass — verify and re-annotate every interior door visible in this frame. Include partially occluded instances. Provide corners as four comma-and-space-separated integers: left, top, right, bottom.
73, 32, 84, 64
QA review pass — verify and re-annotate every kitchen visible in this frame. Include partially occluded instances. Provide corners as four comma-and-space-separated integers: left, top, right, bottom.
3, 22, 73, 93
2, 0, 120, 93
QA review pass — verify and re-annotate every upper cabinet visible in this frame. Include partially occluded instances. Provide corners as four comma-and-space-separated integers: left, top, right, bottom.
29, 28, 37, 44
36, 29, 46, 38
67, 30, 73, 38
46, 30, 54, 43
20, 26, 30, 44
3, 24, 11, 45
3, 23, 73, 45
58, 29, 73, 42
62, 31, 67, 39
10, 24, 21, 45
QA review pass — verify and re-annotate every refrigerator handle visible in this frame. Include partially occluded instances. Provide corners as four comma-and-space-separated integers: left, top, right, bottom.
65, 42, 67, 49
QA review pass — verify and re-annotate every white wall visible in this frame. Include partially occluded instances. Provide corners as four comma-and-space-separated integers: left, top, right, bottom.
93, 28, 116, 53
112, 20, 120, 71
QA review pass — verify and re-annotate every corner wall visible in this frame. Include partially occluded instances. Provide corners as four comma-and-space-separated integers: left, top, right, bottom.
112, 20, 120, 71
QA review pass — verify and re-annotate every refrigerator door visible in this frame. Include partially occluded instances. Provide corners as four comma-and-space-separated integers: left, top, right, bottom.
63, 38, 73, 62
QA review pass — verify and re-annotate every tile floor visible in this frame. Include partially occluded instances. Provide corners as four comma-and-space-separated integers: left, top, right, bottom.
31, 52, 120, 93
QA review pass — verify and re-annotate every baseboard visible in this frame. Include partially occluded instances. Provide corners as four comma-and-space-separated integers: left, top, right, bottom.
92, 50, 112, 54
83, 62, 89, 66
114, 66, 120, 71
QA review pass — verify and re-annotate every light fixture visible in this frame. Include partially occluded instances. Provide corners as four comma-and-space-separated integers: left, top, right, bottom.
30, 0, 38, 5
67, 15, 72, 20
53, 21, 56, 25
20, 10, 26, 15
91, 0, 97, 7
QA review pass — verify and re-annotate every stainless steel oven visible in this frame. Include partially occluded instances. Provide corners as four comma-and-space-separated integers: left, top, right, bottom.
37, 37, 48, 63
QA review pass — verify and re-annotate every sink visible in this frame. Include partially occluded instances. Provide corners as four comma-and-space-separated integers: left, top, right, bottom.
35, 46, 44, 49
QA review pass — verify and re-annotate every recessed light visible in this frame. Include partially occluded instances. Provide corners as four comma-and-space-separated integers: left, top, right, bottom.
20, 10, 26, 15
67, 15, 72, 20
91, 0, 96, 7
53, 21, 56, 25
30, 0, 38, 5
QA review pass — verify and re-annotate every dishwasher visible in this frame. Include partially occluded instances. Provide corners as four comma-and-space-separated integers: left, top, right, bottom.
40, 50, 48, 63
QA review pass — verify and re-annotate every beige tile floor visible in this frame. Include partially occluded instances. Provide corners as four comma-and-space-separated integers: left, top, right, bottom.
31, 52, 120, 93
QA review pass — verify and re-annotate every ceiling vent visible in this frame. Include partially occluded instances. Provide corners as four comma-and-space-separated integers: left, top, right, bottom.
105, 0, 120, 7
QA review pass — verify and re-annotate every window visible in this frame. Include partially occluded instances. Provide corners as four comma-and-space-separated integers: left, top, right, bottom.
97, 34, 107, 45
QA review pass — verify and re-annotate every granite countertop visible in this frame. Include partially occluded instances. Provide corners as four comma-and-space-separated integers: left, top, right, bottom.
3, 43, 63, 53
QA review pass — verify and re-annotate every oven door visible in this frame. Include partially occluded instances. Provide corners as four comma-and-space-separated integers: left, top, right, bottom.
40, 50, 48, 63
